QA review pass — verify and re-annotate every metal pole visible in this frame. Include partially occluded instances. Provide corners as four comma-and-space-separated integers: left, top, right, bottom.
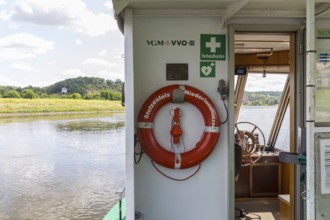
306, 0, 316, 219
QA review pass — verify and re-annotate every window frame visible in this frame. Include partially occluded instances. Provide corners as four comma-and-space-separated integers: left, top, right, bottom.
234, 72, 290, 151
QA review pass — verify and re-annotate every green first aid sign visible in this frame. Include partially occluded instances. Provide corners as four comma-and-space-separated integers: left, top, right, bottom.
200, 34, 226, 60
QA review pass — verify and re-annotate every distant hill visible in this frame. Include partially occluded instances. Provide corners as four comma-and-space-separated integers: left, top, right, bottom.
0, 76, 123, 100
45, 76, 123, 95
1, 77, 282, 105
242, 91, 282, 106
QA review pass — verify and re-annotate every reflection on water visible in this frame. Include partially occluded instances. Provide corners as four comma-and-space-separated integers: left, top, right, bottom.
0, 113, 125, 220
57, 120, 125, 132
238, 105, 290, 150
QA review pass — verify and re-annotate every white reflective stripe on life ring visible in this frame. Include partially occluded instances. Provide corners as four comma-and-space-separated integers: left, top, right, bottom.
174, 153, 181, 169
204, 126, 220, 133
137, 122, 153, 129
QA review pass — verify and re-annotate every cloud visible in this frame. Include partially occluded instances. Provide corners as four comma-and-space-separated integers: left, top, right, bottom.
245, 74, 287, 91
97, 70, 123, 81
75, 38, 82, 46
10, 62, 33, 72
0, 9, 10, 20
0, 75, 20, 86
0, 0, 6, 6
6, 0, 117, 36
83, 58, 117, 68
104, 1, 113, 10
62, 68, 85, 78
0, 32, 54, 53
9, 1, 72, 25
98, 49, 107, 56
0, 32, 54, 60
0, 48, 34, 60
9, 24, 19, 29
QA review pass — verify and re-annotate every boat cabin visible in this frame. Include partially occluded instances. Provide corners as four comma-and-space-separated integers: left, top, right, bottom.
112, 0, 330, 219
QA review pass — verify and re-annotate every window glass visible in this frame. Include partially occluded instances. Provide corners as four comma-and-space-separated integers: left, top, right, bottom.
236, 73, 288, 149
274, 106, 290, 151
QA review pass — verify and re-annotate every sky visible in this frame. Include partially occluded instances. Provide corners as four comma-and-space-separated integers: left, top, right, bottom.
0, 0, 124, 87
0, 0, 287, 91
244, 73, 287, 92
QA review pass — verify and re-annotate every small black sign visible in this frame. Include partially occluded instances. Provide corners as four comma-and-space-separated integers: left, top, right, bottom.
235, 66, 247, 75
166, 63, 188, 80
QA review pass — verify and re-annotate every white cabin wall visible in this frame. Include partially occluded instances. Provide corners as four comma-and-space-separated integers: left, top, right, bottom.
132, 15, 229, 220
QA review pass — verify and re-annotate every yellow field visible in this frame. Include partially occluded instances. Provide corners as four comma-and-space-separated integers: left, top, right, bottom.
0, 98, 124, 115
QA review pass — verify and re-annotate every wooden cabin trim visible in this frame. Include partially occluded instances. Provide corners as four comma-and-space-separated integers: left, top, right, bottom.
235, 50, 290, 66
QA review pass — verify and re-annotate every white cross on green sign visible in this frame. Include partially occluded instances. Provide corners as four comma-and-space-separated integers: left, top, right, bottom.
200, 34, 226, 60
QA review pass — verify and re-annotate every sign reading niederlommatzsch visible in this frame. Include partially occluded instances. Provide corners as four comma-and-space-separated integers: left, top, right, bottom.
200, 34, 226, 60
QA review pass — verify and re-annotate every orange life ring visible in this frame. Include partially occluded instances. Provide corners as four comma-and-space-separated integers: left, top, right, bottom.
137, 84, 220, 169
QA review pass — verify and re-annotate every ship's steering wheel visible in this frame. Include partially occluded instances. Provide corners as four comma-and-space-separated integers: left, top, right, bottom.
235, 121, 266, 166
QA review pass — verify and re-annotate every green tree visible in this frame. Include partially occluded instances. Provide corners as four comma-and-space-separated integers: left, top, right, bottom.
22, 89, 37, 99
110, 91, 121, 100
3, 90, 21, 98
83, 93, 100, 100
71, 93, 82, 99
100, 90, 121, 100
250, 100, 262, 106
100, 90, 112, 100
39, 93, 49, 98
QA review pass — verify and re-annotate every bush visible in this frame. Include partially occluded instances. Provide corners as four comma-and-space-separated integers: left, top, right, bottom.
250, 100, 262, 106
100, 90, 121, 101
3, 90, 21, 98
22, 89, 37, 99
83, 93, 100, 100
49, 94, 62, 99
110, 92, 121, 101
39, 93, 49, 98
71, 93, 82, 99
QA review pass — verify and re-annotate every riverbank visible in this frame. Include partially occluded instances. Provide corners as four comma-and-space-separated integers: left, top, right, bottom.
0, 98, 124, 117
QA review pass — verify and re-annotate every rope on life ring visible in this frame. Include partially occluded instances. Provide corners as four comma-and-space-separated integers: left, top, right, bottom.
137, 84, 220, 169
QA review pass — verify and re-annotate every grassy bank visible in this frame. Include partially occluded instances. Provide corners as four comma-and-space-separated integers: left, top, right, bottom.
0, 98, 124, 116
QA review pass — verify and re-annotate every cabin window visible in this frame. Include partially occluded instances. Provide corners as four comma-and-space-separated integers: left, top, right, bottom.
235, 73, 289, 151
274, 106, 290, 151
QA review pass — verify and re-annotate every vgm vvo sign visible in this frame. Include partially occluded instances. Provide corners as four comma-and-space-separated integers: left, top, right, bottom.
146, 39, 195, 47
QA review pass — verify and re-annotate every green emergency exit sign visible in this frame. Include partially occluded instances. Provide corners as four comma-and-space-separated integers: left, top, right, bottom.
200, 34, 226, 60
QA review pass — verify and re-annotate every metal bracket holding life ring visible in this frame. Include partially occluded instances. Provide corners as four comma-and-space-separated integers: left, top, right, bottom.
234, 121, 266, 166
137, 84, 221, 169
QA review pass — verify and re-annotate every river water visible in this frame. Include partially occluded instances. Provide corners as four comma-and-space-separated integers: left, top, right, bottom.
0, 106, 289, 219
238, 105, 290, 151
0, 113, 125, 220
